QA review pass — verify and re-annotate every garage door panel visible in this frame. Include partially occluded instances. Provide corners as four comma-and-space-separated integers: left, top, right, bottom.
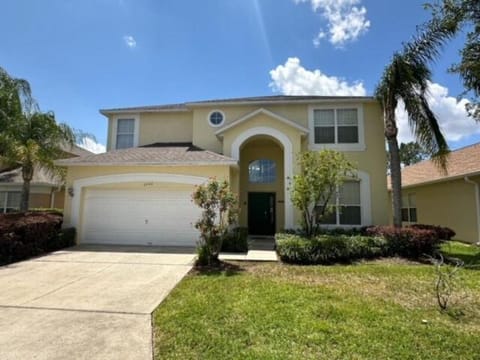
82, 188, 201, 246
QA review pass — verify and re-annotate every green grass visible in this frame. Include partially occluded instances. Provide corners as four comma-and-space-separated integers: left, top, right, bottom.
441, 241, 480, 268
153, 242, 480, 359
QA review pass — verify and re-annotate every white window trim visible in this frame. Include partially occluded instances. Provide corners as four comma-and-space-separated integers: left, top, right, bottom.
317, 171, 372, 228
308, 104, 365, 151
111, 115, 140, 150
207, 110, 225, 128
0, 191, 21, 213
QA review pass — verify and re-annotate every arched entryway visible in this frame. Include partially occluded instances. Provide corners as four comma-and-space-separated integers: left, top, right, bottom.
231, 126, 294, 233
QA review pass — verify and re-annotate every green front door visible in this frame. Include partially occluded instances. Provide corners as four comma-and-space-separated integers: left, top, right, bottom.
248, 192, 275, 235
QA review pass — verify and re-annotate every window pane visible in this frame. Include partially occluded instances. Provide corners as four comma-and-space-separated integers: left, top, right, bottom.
314, 110, 334, 126
401, 208, 409, 222
339, 181, 360, 205
337, 109, 358, 126
117, 119, 134, 133
116, 134, 134, 149
248, 159, 276, 183
6, 192, 21, 211
338, 126, 358, 143
209, 112, 224, 125
340, 206, 361, 225
314, 127, 335, 143
316, 206, 337, 224
0, 192, 5, 212
409, 208, 417, 222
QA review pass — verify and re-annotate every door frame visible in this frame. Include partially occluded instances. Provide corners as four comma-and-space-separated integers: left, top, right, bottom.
247, 192, 276, 236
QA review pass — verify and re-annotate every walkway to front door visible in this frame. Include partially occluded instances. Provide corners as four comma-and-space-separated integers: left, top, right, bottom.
248, 192, 275, 235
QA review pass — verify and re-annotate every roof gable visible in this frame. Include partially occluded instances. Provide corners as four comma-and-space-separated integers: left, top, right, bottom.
215, 108, 309, 137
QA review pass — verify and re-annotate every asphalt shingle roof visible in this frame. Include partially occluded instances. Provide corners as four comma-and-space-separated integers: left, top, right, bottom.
56, 143, 237, 166
398, 142, 480, 188
100, 95, 375, 114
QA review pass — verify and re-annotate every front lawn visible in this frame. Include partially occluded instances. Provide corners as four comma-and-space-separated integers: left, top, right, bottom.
153, 241, 480, 359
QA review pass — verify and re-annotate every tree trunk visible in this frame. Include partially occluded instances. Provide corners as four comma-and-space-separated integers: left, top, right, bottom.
20, 164, 33, 212
385, 106, 403, 228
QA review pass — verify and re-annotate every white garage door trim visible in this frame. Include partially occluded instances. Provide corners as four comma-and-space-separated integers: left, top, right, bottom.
71, 173, 208, 228
82, 187, 201, 246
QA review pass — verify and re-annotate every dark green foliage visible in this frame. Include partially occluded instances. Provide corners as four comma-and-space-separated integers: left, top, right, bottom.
221, 227, 248, 253
0, 212, 74, 265
275, 233, 388, 265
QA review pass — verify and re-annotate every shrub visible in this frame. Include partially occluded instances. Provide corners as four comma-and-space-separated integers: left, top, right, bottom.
221, 227, 248, 253
364, 226, 443, 258
408, 224, 456, 240
275, 233, 388, 265
0, 212, 74, 265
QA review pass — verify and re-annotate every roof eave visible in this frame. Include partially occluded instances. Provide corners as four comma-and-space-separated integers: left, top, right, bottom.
187, 97, 376, 108
55, 161, 238, 167
390, 170, 480, 190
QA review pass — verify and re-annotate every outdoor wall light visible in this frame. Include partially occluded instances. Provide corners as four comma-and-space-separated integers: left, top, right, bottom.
67, 186, 74, 197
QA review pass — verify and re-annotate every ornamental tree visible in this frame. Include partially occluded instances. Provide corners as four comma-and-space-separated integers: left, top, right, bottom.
290, 150, 356, 237
192, 179, 238, 265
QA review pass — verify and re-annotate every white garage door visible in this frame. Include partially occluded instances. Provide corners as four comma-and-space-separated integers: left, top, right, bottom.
81, 187, 201, 246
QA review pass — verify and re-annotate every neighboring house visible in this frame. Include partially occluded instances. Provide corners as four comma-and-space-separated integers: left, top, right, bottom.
57, 95, 389, 246
0, 145, 92, 213
395, 142, 480, 244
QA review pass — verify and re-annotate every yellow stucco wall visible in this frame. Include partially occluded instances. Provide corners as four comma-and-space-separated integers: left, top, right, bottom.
402, 177, 479, 243
138, 112, 193, 146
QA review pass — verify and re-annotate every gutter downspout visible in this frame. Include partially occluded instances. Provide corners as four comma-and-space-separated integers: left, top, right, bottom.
464, 176, 480, 245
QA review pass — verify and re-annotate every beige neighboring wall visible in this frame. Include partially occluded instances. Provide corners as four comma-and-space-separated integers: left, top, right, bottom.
63, 165, 231, 227
404, 177, 480, 243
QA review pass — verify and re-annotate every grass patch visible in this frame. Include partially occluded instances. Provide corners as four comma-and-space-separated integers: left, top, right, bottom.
441, 241, 480, 268
153, 248, 480, 359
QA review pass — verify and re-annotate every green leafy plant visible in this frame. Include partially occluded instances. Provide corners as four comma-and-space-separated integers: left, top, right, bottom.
192, 179, 238, 266
290, 150, 356, 237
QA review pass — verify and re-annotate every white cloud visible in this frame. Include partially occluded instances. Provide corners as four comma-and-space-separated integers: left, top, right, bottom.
269, 57, 366, 96
396, 81, 479, 143
295, 0, 370, 47
77, 137, 106, 154
123, 35, 136, 49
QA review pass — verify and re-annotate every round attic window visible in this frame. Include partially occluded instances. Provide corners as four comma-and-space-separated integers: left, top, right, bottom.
208, 110, 225, 127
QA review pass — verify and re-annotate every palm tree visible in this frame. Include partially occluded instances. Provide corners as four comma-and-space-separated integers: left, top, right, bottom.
375, 19, 458, 227
0, 67, 74, 211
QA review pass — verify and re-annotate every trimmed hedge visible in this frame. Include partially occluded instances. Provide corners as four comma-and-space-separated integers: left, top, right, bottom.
407, 224, 456, 240
0, 212, 76, 265
364, 226, 445, 259
221, 227, 249, 252
275, 233, 388, 265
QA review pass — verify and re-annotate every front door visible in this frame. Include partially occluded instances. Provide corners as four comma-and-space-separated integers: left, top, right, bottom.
248, 192, 275, 235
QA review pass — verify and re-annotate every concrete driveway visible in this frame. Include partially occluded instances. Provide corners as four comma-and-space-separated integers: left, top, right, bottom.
0, 245, 196, 360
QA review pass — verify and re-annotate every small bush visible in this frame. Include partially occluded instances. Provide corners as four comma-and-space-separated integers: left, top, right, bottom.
364, 226, 443, 258
221, 227, 248, 253
0, 212, 74, 265
408, 224, 456, 240
275, 233, 388, 265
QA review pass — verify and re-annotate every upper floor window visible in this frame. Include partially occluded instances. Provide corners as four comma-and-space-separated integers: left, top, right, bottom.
248, 159, 276, 183
0, 191, 21, 213
314, 108, 358, 144
208, 110, 225, 127
309, 105, 365, 151
116, 118, 135, 149
316, 180, 361, 226
401, 194, 417, 223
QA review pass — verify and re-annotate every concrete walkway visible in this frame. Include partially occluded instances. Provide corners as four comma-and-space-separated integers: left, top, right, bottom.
0, 245, 196, 360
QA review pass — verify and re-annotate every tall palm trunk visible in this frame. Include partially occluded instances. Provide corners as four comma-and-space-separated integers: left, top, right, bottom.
384, 104, 403, 228
20, 164, 33, 212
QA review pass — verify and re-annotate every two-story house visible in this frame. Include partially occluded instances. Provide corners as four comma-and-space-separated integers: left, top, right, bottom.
58, 95, 389, 246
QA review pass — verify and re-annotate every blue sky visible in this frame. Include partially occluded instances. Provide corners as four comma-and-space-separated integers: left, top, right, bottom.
1, 0, 478, 152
